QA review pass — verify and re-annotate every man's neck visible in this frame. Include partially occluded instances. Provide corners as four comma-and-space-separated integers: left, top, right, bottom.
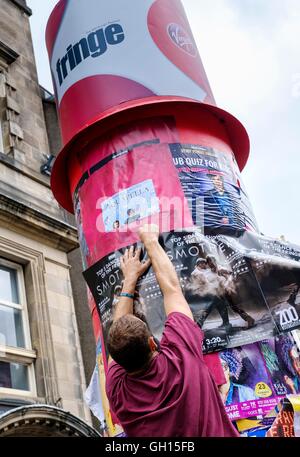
127, 351, 158, 377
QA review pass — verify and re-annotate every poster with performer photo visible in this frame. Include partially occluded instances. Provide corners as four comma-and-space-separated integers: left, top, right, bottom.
83, 229, 300, 356
101, 180, 160, 232
169, 143, 259, 235
219, 333, 300, 421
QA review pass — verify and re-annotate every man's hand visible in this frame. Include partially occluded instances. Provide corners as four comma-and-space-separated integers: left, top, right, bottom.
138, 224, 159, 246
120, 246, 151, 281
111, 246, 151, 325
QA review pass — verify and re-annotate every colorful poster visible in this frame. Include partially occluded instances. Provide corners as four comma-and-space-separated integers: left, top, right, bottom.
219, 333, 300, 421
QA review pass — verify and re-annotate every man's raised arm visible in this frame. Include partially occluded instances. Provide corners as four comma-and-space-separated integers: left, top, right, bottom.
139, 225, 193, 320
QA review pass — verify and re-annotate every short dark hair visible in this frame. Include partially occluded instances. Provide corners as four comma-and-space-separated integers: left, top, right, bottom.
108, 315, 152, 372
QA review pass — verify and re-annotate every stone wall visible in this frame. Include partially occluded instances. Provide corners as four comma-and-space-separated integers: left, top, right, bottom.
0, 223, 91, 423
0, 0, 94, 427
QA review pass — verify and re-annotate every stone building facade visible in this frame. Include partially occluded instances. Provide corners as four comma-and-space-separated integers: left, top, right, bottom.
0, 0, 97, 434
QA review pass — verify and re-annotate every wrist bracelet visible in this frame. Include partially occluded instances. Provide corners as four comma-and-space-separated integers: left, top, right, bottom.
119, 292, 135, 299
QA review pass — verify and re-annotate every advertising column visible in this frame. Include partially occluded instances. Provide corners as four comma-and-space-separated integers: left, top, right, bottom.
47, 0, 300, 436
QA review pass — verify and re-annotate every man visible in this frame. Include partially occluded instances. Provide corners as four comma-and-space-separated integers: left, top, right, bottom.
106, 225, 239, 437
190, 257, 233, 332
113, 220, 120, 231
206, 255, 255, 329
125, 208, 140, 225
204, 174, 244, 234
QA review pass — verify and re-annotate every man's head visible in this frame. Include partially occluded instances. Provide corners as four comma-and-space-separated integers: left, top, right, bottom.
210, 174, 225, 193
113, 220, 120, 230
108, 315, 156, 373
127, 208, 135, 217
196, 258, 207, 270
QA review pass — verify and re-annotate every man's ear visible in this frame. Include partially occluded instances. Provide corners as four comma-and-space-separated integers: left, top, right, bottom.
148, 336, 157, 353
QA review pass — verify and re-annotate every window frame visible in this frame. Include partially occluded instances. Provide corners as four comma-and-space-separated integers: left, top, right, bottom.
0, 258, 36, 397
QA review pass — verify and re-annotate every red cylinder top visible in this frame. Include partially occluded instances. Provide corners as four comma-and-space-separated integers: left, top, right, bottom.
51, 97, 249, 213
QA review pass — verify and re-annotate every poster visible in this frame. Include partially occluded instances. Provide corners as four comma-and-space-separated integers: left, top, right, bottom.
101, 180, 160, 232
219, 333, 300, 421
170, 143, 258, 235
83, 229, 300, 355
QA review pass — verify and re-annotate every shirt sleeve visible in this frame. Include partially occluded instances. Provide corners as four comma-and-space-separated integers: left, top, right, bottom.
105, 361, 126, 408
160, 312, 204, 360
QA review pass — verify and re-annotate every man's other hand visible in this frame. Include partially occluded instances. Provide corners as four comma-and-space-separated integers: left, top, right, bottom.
138, 224, 159, 246
120, 246, 151, 281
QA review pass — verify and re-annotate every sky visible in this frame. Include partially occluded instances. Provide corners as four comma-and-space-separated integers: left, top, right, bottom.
27, 0, 300, 245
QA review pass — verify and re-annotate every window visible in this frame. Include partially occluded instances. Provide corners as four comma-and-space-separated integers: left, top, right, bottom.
0, 361, 29, 390
0, 259, 36, 396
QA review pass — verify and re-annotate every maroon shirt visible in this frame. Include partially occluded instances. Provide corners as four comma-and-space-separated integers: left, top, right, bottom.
203, 352, 226, 387
106, 312, 239, 437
